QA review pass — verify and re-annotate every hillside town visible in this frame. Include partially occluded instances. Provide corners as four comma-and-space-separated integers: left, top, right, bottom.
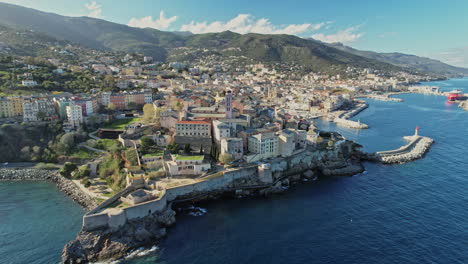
0, 50, 447, 207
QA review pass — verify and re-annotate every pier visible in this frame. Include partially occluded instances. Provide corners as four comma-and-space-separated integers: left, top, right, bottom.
333, 100, 369, 129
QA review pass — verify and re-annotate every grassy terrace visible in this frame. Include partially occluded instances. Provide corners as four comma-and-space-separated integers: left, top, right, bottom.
143, 150, 164, 157
103, 117, 140, 130
95, 139, 120, 151
174, 155, 204, 161
69, 148, 97, 159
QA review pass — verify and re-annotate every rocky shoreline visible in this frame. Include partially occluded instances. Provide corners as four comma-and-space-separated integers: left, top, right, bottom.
0, 168, 98, 210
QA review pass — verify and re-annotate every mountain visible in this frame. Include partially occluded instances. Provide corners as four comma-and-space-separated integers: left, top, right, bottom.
326, 42, 468, 76
0, 2, 404, 73
0, 2, 464, 76
0, 3, 185, 59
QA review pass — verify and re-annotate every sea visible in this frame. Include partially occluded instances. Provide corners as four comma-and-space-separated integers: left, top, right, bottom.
0, 78, 467, 264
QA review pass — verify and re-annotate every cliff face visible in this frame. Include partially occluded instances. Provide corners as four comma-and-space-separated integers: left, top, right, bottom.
62, 140, 364, 263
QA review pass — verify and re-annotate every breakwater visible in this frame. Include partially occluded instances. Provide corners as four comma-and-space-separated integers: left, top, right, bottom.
0, 169, 97, 210
334, 100, 369, 129
370, 136, 434, 164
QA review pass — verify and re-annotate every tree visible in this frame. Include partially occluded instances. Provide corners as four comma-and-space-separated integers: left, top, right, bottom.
36, 111, 46, 121
59, 162, 77, 178
184, 144, 191, 154
102, 74, 115, 89
167, 142, 179, 154
140, 136, 155, 154
74, 165, 91, 179
142, 104, 155, 123
127, 102, 137, 110
107, 103, 117, 112
219, 153, 234, 165
59, 133, 75, 153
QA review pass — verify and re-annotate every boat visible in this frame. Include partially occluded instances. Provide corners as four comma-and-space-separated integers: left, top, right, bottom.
447, 89, 464, 101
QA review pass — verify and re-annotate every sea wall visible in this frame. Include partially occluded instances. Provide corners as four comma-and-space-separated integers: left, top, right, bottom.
0, 168, 97, 210
81, 140, 364, 233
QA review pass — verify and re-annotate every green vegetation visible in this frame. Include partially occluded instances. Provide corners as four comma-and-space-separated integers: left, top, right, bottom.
143, 151, 164, 157
175, 155, 204, 161
73, 165, 91, 180
33, 163, 61, 170
59, 162, 77, 178
166, 142, 180, 154
69, 148, 97, 159
0, 122, 89, 162
124, 149, 139, 166
95, 139, 120, 151
97, 154, 127, 192
103, 118, 140, 130
139, 136, 155, 154
218, 153, 234, 164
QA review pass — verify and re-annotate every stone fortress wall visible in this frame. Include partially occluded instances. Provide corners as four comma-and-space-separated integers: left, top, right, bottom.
82, 141, 362, 231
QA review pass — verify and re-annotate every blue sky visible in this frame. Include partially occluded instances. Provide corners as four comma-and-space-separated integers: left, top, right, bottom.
1, 0, 468, 67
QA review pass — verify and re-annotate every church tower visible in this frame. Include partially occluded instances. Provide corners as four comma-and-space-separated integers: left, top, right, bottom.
225, 90, 233, 119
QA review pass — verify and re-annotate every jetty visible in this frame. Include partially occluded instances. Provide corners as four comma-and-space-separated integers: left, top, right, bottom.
333, 100, 369, 129
372, 128, 434, 164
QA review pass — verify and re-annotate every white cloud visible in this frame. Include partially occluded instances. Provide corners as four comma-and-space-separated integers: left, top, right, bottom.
312, 26, 363, 44
85, 1, 102, 18
429, 46, 468, 68
179, 14, 328, 35
128, 11, 178, 30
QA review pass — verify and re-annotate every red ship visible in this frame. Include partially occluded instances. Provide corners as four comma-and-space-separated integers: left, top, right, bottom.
447, 89, 464, 101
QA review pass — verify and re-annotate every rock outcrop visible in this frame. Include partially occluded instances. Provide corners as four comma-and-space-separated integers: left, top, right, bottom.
62, 208, 176, 264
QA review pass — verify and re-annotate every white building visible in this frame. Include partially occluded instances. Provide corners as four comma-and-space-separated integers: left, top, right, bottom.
101, 92, 111, 106
22, 99, 57, 122
213, 120, 231, 143
66, 105, 83, 129
166, 155, 211, 176
21, 80, 38, 86
247, 132, 279, 160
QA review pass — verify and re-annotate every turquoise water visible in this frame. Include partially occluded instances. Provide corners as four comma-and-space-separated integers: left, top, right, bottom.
0, 181, 84, 264
1, 78, 468, 264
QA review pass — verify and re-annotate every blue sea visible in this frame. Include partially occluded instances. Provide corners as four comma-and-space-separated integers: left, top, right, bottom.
1, 78, 467, 264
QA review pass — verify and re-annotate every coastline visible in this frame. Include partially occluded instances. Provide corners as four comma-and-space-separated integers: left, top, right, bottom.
62, 141, 366, 263
0, 168, 98, 210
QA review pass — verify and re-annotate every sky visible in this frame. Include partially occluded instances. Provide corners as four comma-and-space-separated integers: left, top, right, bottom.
1, 0, 468, 68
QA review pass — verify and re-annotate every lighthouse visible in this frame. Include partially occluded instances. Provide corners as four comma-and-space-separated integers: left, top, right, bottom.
225, 90, 233, 119
415, 126, 419, 136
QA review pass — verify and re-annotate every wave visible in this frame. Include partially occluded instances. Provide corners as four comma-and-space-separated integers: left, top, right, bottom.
123, 245, 159, 261
89, 246, 159, 264
186, 205, 208, 216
